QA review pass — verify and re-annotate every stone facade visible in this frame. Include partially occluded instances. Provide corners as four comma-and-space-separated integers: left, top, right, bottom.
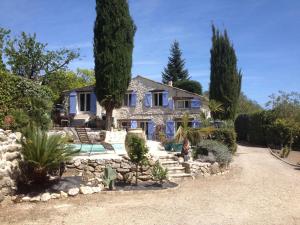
0, 129, 22, 202
66, 155, 157, 184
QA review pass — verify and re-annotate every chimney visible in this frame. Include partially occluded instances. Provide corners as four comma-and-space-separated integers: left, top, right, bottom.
168, 81, 173, 87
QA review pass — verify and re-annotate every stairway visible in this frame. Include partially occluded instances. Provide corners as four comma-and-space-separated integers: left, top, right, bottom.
159, 155, 193, 181
74, 127, 90, 144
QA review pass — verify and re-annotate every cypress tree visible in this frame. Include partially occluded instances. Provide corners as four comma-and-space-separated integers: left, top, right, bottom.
162, 40, 190, 84
209, 25, 242, 120
94, 0, 135, 130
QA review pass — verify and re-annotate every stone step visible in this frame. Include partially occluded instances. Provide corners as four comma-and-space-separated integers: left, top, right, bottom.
167, 166, 186, 174
168, 173, 193, 181
160, 160, 179, 167
159, 155, 177, 160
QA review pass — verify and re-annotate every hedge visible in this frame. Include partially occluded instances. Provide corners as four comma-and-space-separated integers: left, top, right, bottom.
212, 128, 237, 154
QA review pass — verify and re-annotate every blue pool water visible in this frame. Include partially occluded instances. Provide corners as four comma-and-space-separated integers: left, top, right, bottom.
70, 143, 125, 154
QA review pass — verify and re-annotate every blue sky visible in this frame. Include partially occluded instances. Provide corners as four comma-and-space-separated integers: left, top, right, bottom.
0, 0, 299, 105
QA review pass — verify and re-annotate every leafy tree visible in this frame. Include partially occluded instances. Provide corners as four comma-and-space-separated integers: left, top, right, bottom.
237, 92, 262, 115
4, 32, 79, 79
94, 0, 135, 130
174, 79, 202, 95
162, 40, 190, 84
209, 25, 242, 120
127, 135, 149, 185
0, 28, 10, 71
43, 69, 95, 103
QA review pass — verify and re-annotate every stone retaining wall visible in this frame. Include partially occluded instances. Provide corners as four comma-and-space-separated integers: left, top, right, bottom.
66, 156, 156, 184
182, 161, 228, 177
0, 129, 22, 202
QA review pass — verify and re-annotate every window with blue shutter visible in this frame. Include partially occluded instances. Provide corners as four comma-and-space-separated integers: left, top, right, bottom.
131, 120, 138, 129
130, 92, 137, 107
90, 92, 97, 114
144, 92, 152, 107
162, 91, 169, 107
69, 91, 77, 115
147, 120, 155, 140
166, 120, 175, 139
191, 98, 201, 109
192, 120, 200, 128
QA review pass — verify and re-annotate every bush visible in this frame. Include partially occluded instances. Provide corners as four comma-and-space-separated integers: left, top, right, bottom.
174, 79, 203, 95
0, 71, 53, 130
20, 126, 79, 184
151, 161, 168, 184
235, 114, 250, 141
194, 140, 232, 167
127, 135, 149, 185
212, 128, 237, 154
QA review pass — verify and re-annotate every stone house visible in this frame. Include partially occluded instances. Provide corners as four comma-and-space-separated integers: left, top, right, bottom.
63, 76, 210, 139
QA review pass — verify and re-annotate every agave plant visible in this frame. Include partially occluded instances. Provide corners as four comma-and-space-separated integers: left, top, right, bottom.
103, 166, 117, 190
20, 126, 79, 183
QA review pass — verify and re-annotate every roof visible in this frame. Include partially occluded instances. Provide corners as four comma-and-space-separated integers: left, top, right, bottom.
62, 75, 208, 103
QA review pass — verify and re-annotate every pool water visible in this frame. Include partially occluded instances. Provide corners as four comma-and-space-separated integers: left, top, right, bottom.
70, 143, 126, 154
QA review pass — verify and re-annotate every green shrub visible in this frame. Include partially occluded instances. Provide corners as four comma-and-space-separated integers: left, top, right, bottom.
234, 114, 250, 141
280, 146, 291, 158
127, 135, 149, 185
20, 126, 79, 184
151, 161, 168, 184
212, 128, 237, 154
194, 140, 232, 167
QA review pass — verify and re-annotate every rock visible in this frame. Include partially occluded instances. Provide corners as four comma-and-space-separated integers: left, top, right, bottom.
80, 186, 93, 195
117, 173, 123, 181
91, 186, 101, 193
98, 183, 105, 190
60, 191, 68, 198
74, 160, 81, 167
0, 134, 8, 142
4, 130, 12, 135
8, 133, 17, 140
41, 193, 51, 202
138, 175, 151, 181
68, 188, 79, 196
210, 162, 220, 174
111, 163, 120, 168
30, 195, 41, 202
87, 166, 95, 172
22, 196, 31, 202
0, 192, 4, 202
5, 152, 20, 161
117, 168, 130, 173
15, 132, 22, 141
51, 193, 61, 199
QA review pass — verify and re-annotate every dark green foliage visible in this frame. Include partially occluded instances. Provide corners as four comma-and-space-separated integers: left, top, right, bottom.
209, 25, 242, 120
127, 135, 149, 185
194, 140, 232, 167
151, 161, 168, 184
0, 71, 53, 130
234, 114, 250, 141
4, 32, 78, 79
94, 0, 135, 130
212, 128, 237, 154
20, 126, 79, 183
237, 92, 262, 115
0, 28, 10, 72
162, 40, 190, 84
103, 166, 117, 190
174, 79, 202, 95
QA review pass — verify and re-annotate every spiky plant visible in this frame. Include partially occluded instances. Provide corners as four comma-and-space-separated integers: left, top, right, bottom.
209, 100, 224, 121
20, 126, 79, 183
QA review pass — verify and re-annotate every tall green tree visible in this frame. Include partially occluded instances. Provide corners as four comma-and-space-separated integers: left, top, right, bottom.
5, 32, 79, 80
237, 92, 262, 115
174, 80, 203, 95
0, 28, 10, 71
209, 25, 242, 120
94, 0, 135, 130
162, 40, 190, 84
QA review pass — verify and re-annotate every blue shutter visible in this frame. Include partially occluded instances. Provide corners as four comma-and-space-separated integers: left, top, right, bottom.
147, 120, 155, 140
192, 120, 200, 128
69, 91, 77, 115
130, 92, 137, 107
162, 91, 169, 107
191, 99, 201, 109
166, 120, 175, 139
90, 92, 97, 114
168, 99, 174, 110
144, 92, 152, 107
131, 120, 138, 129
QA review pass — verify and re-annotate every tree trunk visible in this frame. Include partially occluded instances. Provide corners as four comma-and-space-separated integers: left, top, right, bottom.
105, 107, 113, 131
135, 164, 138, 186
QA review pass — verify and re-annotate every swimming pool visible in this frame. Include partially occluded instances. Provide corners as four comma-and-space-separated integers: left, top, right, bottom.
70, 143, 126, 155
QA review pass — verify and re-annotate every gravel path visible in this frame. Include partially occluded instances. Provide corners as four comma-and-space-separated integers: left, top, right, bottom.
1, 145, 300, 225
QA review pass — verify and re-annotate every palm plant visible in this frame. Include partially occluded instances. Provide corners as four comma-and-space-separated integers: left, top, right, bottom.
209, 100, 224, 121
20, 126, 79, 183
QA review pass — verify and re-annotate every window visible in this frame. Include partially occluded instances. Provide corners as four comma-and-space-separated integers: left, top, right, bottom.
176, 121, 193, 130
123, 93, 133, 106
79, 93, 91, 112
153, 92, 163, 106
176, 100, 191, 109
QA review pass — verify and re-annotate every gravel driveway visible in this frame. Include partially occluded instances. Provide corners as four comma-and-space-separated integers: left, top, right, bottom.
1, 145, 300, 225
